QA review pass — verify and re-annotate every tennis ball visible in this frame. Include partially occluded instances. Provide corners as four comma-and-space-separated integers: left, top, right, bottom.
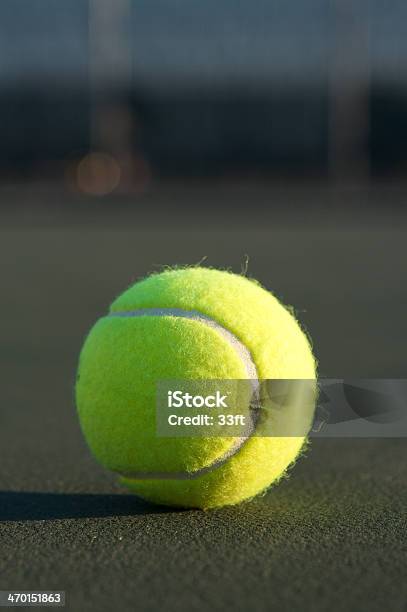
76, 267, 316, 509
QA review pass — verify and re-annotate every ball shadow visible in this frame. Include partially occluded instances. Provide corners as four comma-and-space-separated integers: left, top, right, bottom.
0, 491, 176, 521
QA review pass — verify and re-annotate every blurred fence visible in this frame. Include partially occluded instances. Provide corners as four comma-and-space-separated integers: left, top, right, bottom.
0, 0, 407, 187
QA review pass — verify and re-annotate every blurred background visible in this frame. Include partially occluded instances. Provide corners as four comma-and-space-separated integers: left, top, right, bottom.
1, 0, 407, 192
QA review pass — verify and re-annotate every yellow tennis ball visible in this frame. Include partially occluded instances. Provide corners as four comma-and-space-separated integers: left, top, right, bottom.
76, 267, 317, 509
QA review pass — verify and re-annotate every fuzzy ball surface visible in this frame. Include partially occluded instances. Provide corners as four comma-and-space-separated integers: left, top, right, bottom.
76, 267, 316, 509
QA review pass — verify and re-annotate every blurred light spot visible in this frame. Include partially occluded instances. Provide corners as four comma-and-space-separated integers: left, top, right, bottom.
77, 152, 121, 196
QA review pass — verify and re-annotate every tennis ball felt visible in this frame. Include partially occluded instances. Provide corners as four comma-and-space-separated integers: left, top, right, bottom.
76, 267, 316, 509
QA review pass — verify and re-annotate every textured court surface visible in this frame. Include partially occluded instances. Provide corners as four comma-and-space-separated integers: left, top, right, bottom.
1, 184, 406, 611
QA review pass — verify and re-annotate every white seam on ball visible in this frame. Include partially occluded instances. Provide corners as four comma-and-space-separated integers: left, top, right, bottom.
108, 308, 260, 480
